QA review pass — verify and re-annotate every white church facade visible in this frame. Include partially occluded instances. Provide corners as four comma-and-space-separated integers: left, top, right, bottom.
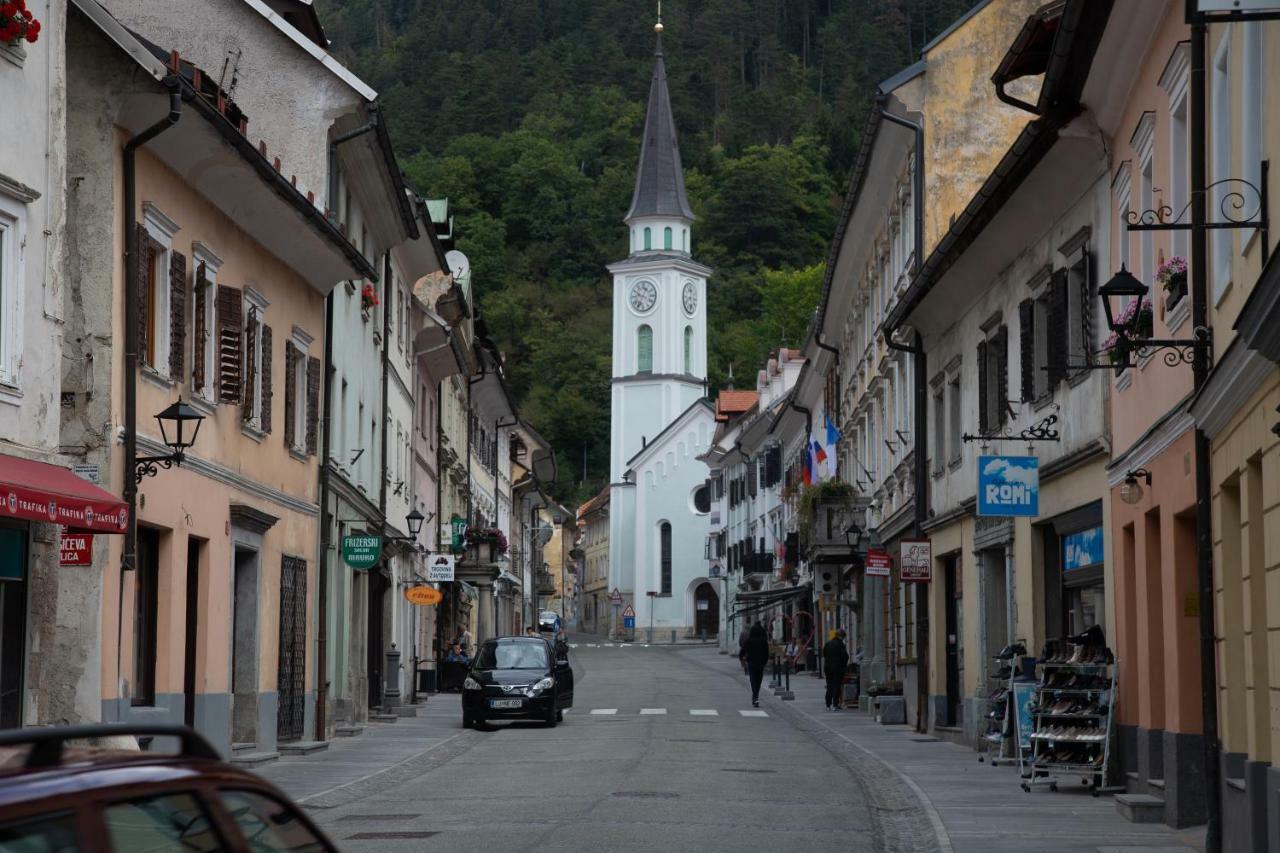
607, 26, 718, 638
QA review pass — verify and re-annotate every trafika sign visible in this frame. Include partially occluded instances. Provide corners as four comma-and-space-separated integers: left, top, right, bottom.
977, 455, 1039, 517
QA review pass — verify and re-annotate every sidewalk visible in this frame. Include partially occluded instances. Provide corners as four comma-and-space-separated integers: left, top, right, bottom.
682, 645, 1206, 853
253, 694, 470, 807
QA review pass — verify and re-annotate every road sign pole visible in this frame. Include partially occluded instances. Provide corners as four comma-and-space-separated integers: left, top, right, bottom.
611, 603, 620, 640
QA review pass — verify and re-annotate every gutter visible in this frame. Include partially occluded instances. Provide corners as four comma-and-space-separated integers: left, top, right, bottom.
370, 103, 420, 240
120, 77, 182, 719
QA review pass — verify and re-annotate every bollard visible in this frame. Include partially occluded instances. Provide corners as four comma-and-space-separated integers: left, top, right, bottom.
384, 643, 402, 709
671, 629, 676, 644
781, 659, 794, 701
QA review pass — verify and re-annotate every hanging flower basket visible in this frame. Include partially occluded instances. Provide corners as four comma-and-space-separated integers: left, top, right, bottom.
464, 526, 508, 563
1103, 332, 1130, 366
0, 1, 41, 45
360, 283, 379, 313
1157, 256, 1188, 309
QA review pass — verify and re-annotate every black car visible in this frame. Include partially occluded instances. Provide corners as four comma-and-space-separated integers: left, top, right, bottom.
462, 636, 574, 728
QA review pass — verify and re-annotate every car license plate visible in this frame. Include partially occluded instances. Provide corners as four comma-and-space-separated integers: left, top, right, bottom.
490, 698, 523, 709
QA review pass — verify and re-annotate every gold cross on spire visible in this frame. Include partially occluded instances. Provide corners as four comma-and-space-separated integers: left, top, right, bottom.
655, 0, 663, 33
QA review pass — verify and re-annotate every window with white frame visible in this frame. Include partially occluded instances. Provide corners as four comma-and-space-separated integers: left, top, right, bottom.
1211, 29, 1233, 298
141, 202, 180, 376
243, 287, 269, 429
1131, 112, 1156, 287
947, 371, 962, 466
190, 243, 222, 401
932, 379, 945, 474
287, 326, 312, 453
1241, 23, 1263, 219
1160, 43, 1191, 269
0, 192, 26, 389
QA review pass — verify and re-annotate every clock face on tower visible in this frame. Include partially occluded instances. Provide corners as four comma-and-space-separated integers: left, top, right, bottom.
682, 280, 698, 315
629, 279, 658, 313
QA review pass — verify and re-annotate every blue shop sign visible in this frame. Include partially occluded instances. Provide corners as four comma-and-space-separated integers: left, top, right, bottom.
1063, 526, 1104, 572
977, 455, 1039, 517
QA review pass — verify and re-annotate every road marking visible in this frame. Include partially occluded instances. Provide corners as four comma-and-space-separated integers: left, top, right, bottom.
690, 709, 718, 716
639, 708, 667, 715
590, 708, 618, 715
738, 710, 768, 717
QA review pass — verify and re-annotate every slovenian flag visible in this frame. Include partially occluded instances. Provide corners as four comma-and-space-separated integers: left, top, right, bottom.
825, 414, 841, 447
811, 438, 827, 465
802, 447, 814, 485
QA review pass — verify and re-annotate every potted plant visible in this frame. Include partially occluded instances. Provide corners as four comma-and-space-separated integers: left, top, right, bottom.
797, 479, 856, 548
464, 525, 508, 563
360, 283, 379, 315
1103, 331, 1130, 366
1156, 255, 1187, 309
1, 1, 41, 47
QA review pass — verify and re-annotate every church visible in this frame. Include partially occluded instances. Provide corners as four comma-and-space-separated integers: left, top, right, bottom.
606, 20, 718, 639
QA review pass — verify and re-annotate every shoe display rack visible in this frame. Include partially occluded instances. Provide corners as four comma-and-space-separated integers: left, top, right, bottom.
1021, 627, 1116, 794
980, 641, 1025, 770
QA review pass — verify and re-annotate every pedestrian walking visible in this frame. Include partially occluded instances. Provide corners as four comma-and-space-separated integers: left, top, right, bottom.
823, 629, 850, 710
740, 623, 770, 707
738, 621, 752, 675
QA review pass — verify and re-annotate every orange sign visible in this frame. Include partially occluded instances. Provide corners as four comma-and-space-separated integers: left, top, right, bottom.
403, 586, 443, 606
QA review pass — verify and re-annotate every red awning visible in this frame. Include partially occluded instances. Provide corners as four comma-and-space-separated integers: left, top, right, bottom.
0, 455, 129, 534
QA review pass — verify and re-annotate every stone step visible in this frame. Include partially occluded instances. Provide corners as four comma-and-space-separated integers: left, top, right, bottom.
334, 725, 364, 738
229, 751, 280, 767
231, 742, 255, 754
277, 740, 330, 756
392, 705, 419, 718
369, 713, 399, 723
1115, 793, 1166, 823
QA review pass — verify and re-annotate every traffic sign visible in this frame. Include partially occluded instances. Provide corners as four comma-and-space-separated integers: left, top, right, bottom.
623, 615, 636, 629
608, 587, 623, 603
621, 603, 635, 618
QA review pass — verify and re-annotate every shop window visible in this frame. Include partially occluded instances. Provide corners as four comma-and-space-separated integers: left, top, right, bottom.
133, 527, 161, 707
659, 522, 672, 595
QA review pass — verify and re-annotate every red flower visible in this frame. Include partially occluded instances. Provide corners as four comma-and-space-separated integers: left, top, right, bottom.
24, 22, 37, 42
0, 4, 18, 19
0, 24, 16, 42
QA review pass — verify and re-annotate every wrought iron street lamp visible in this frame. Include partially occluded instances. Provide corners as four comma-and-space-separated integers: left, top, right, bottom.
135, 398, 205, 482
1119, 468, 1152, 505
386, 509, 429, 544
1099, 265, 1149, 338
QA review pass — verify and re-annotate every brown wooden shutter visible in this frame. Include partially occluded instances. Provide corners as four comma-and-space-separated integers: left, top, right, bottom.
242, 308, 258, 423
1078, 250, 1093, 365
168, 250, 187, 378
1047, 269, 1069, 385
193, 262, 207, 392
995, 325, 1009, 427
305, 356, 321, 455
135, 223, 151, 364
284, 342, 297, 449
216, 285, 243, 404
260, 323, 273, 433
1019, 299, 1035, 402
977, 339, 989, 434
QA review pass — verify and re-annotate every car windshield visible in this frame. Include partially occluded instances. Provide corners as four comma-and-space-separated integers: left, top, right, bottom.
476, 641, 549, 670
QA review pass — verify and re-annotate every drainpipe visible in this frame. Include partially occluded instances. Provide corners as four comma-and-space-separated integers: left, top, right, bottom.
317, 113, 378, 740
120, 79, 182, 720
375, 250, 393, 711
878, 98, 928, 732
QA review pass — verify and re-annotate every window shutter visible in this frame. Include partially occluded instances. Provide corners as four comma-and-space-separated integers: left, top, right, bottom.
242, 308, 258, 423
1019, 299, 1035, 401
748, 462, 758, 498
216, 285, 243, 404
135, 223, 151, 364
260, 323, 273, 433
284, 342, 297, 449
306, 355, 321, 455
977, 339, 989, 434
168, 250, 187, 378
996, 325, 1009, 427
1047, 268, 1069, 385
1079, 250, 1093, 363
193, 262, 207, 392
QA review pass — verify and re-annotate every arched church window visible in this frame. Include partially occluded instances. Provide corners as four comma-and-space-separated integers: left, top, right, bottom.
664, 227, 673, 250
683, 326, 692, 374
643, 227, 652, 250
637, 325, 653, 373
660, 522, 672, 595
683, 229, 688, 251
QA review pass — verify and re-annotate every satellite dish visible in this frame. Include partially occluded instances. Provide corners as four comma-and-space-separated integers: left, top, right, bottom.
445, 250, 470, 281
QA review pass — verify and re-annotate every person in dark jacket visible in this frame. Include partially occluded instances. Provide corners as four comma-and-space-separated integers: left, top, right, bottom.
737, 621, 752, 674
823, 629, 850, 710
740, 623, 770, 707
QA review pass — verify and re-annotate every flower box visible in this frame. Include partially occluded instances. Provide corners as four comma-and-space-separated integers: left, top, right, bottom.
1, 1, 41, 48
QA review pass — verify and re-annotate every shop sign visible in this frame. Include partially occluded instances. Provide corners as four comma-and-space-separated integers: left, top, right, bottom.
1062, 526, 1103, 572
899, 538, 931, 583
1012, 681, 1038, 750
59, 528, 92, 566
977, 455, 1039, 517
427, 553, 456, 582
404, 585, 443, 606
449, 515, 467, 553
1194, 1, 1280, 16
341, 534, 382, 570
865, 548, 892, 577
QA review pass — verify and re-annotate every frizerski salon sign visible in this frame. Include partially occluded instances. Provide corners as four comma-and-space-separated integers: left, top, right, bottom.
341, 534, 382, 570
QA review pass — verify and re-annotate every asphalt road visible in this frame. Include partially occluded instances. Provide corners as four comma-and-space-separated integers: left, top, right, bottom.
302, 641, 912, 853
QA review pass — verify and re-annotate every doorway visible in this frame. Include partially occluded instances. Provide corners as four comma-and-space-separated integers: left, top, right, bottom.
0, 524, 28, 729
183, 538, 203, 728
231, 547, 259, 745
366, 568, 386, 712
276, 556, 307, 742
943, 554, 962, 727
693, 582, 718, 637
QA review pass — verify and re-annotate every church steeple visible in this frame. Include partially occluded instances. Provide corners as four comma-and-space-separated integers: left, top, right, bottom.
625, 21, 695, 223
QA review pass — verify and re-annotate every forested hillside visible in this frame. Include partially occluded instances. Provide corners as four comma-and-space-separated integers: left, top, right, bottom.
317, 0, 977, 503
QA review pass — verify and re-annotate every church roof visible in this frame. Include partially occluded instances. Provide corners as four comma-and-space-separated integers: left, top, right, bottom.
625, 35, 695, 222
625, 398, 715, 469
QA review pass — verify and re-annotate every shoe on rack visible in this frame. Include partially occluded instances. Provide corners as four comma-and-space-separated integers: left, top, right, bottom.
993, 665, 1012, 680
1066, 624, 1105, 648
995, 642, 1027, 660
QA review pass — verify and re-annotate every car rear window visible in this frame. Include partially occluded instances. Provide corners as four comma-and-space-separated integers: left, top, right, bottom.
0, 811, 78, 853
476, 642, 549, 670
102, 792, 224, 852
216, 790, 327, 852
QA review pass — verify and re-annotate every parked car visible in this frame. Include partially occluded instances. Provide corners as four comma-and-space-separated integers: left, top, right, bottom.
537, 610, 559, 633
462, 636, 574, 728
0, 724, 337, 851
